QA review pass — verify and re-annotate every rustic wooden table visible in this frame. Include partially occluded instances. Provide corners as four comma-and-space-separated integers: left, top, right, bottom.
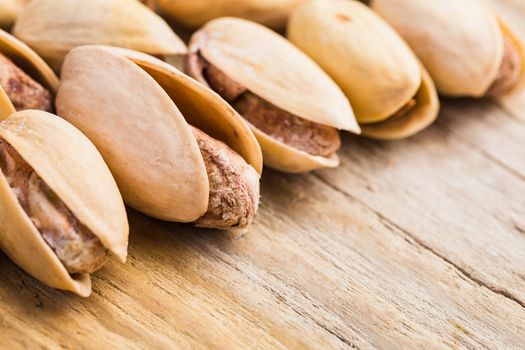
1, 1, 525, 349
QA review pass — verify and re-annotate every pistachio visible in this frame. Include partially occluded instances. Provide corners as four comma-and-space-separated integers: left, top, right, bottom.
287, 0, 439, 140
157, 0, 306, 29
0, 29, 59, 107
192, 126, 259, 229
12, 0, 187, 71
370, 0, 525, 97
191, 56, 341, 157
0, 140, 108, 274
487, 35, 523, 97
0, 104, 129, 296
0, 53, 52, 112
187, 18, 358, 172
56, 45, 262, 228
0, 0, 26, 29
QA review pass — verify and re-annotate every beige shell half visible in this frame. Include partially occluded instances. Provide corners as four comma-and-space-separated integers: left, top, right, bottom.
360, 66, 440, 140
0, 0, 26, 29
0, 109, 129, 297
105, 46, 263, 175
12, 0, 187, 71
371, 0, 525, 97
157, 0, 305, 29
288, 0, 421, 124
56, 45, 262, 221
0, 28, 59, 94
56, 46, 207, 222
189, 17, 358, 133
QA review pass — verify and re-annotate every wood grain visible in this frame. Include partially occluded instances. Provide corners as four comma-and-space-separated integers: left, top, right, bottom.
1, 1, 525, 349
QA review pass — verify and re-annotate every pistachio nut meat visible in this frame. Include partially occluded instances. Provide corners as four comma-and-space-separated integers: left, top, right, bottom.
56, 46, 262, 229
12, 0, 187, 71
157, 0, 306, 29
0, 0, 27, 29
187, 18, 359, 172
287, 0, 439, 140
0, 29, 59, 113
0, 94, 129, 297
370, 0, 525, 97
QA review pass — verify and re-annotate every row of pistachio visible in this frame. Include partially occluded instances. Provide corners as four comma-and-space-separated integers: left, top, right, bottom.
0, 0, 522, 297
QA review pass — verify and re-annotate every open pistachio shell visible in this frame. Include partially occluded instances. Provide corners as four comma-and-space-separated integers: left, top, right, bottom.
12, 0, 187, 71
0, 104, 129, 297
108, 46, 263, 175
188, 17, 358, 172
287, 0, 439, 139
360, 67, 439, 140
371, 0, 525, 97
157, 0, 305, 29
0, 0, 26, 29
56, 45, 261, 222
0, 28, 59, 94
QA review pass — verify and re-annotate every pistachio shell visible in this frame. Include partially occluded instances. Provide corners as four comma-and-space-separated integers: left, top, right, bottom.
288, 0, 421, 124
0, 0, 26, 29
252, 127, 340, 173
0, 29, 59, 93
0, 84, 15, 119
360, 66, 439, 140
371, 0, 525, 97
12, 0, 187, 71
104, 46, 263, 174
189, 17, 358, 133
157, 0, 305, 29
56, 46, 208, 222
497, 19, 525, 95
0, 110, 129, 297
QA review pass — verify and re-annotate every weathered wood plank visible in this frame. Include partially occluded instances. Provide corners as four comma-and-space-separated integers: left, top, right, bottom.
317, 104, 525, 308
1, 168, 524, 349
439, 99, 525, 178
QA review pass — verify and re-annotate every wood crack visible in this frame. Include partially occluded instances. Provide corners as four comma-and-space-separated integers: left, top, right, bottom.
313, 173, 525, 310
208, 246, 364, 349
437, 120, 525, 181
493, 100, 525, 126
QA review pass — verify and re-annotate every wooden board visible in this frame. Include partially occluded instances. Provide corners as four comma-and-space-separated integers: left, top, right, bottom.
1, 1, 525, 349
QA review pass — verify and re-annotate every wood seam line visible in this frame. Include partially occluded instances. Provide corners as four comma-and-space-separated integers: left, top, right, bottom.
207, 245, 364, 350
493, 100, 525, 127
437, 120, 525, 181
312, 173, 525, 310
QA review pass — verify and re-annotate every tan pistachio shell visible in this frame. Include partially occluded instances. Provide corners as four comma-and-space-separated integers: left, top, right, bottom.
188, 17, 358, 172
360, 66, 439, 140
56, 45, 261, 222
157, 0, 306, 29
288, 0, 415, 122
109, 46, 263, 174
0, 105, 129, 297
371, 0, 525, 97
12, 0, 187, 71
0, 28, 59, 94
0, 0, 26, 29
287, 0, 439, 139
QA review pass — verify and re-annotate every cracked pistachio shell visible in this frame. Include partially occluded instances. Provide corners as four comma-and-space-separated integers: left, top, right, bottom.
0, 0, 26, 29
157, 0, 305, 29
189, 17, 358, 172
0, 29, 59, 94
371, 0, 525, 97
12, 0, 187, 71
56, 45, 262, 222
0, 106, 129, 297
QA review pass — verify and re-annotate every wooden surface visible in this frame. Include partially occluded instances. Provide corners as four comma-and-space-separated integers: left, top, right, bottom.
2, 2, 525, 349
